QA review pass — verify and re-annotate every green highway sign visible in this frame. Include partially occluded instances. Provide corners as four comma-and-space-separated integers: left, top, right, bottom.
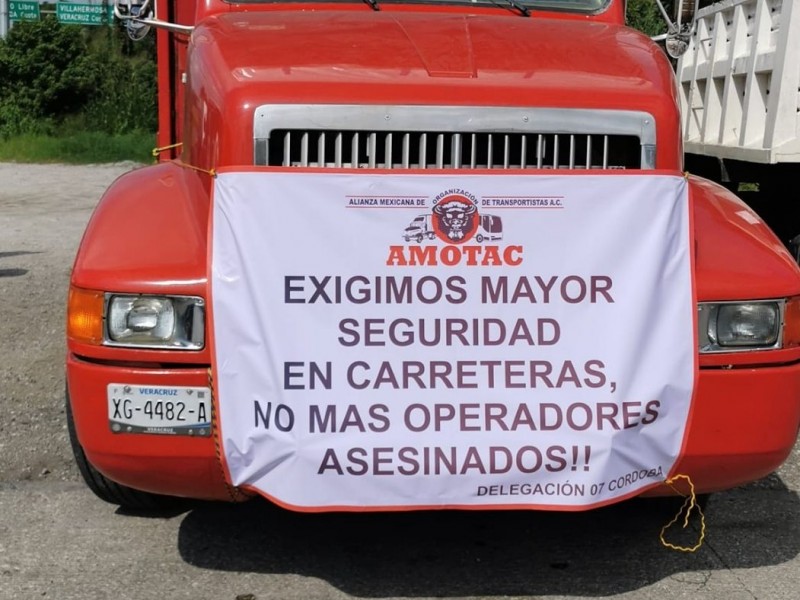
9, 0, 41, 21
56, 2, 114, 26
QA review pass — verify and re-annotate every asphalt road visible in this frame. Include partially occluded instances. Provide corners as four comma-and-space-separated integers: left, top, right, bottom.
1, 162, 798, 600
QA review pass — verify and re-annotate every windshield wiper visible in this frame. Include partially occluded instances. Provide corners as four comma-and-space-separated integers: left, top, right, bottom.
363, 0, 380, 10
497, 0, 530, 17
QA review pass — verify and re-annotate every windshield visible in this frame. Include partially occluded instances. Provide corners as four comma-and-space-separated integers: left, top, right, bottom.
231, 0, 611, 13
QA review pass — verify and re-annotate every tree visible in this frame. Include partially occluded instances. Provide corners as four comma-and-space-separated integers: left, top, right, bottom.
626, 0, 673, 37
0, 17, 156, 138
0, 17, 95, 136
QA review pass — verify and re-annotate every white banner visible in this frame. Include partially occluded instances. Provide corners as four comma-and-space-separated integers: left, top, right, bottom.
211, 171, 695, 510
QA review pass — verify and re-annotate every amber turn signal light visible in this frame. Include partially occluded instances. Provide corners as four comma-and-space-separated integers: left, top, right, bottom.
783, 296, 800, 348
67, 286, 105, 345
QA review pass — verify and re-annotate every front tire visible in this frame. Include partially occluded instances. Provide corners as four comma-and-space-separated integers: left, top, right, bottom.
66, 388, 180, 510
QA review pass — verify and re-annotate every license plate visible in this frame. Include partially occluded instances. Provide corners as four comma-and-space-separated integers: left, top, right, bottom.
107, 384, 211, 436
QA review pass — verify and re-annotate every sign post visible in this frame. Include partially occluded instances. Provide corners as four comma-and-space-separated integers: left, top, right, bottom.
0, 0, 7, 38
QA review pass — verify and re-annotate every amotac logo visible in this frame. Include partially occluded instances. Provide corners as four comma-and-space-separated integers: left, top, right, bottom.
401, 189, 504, 246
432, 192, 479, 244
389, 188, 521, 267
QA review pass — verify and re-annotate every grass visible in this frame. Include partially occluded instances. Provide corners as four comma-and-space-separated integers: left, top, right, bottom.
0, 131, 156, 164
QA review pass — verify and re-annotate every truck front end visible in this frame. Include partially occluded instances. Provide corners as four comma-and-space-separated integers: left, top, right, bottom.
66, 0, 800, 510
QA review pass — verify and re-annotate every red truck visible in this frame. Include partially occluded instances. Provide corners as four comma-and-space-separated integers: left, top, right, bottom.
66, 0, 800, 512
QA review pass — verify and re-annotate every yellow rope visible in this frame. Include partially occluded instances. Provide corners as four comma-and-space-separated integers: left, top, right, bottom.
152, 142, 216, 176
177, 161, 217, 178
151, 142, 183, 158
659, 474, 706, 552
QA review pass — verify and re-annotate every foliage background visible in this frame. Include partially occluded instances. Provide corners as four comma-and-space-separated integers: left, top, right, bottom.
0, 17, 156, 140
627, 0, 673, 37
0, 3, 682, 159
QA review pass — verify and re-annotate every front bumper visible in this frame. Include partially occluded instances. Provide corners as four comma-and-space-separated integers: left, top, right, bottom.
653, 363, 800, 495
67, 353, 800, 504
67, 355, 233, 501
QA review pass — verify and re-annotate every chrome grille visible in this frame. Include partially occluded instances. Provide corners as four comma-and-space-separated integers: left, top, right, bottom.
253, 105, 656, 170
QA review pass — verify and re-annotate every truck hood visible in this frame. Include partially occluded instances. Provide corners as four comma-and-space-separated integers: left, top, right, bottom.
187, 10, 679, 165
192, 10, 672, 99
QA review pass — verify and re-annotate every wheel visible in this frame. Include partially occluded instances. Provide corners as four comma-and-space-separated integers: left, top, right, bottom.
426, 231, 435, 240
66, 388, 180, 510
476, 233, 484, 243
415, 233, 423, 243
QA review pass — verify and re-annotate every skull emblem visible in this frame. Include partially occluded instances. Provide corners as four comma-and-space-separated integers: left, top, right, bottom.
433, 197, 477, 243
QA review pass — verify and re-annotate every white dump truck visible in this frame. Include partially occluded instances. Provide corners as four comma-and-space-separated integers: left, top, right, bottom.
676, 0, 800, 250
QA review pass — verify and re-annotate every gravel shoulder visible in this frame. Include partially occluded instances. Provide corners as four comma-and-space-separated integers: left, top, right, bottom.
0, 162, 141, 483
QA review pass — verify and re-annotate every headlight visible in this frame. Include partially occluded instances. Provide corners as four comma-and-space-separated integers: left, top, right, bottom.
105, 294, 205, 349
698, 301, 782, 353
